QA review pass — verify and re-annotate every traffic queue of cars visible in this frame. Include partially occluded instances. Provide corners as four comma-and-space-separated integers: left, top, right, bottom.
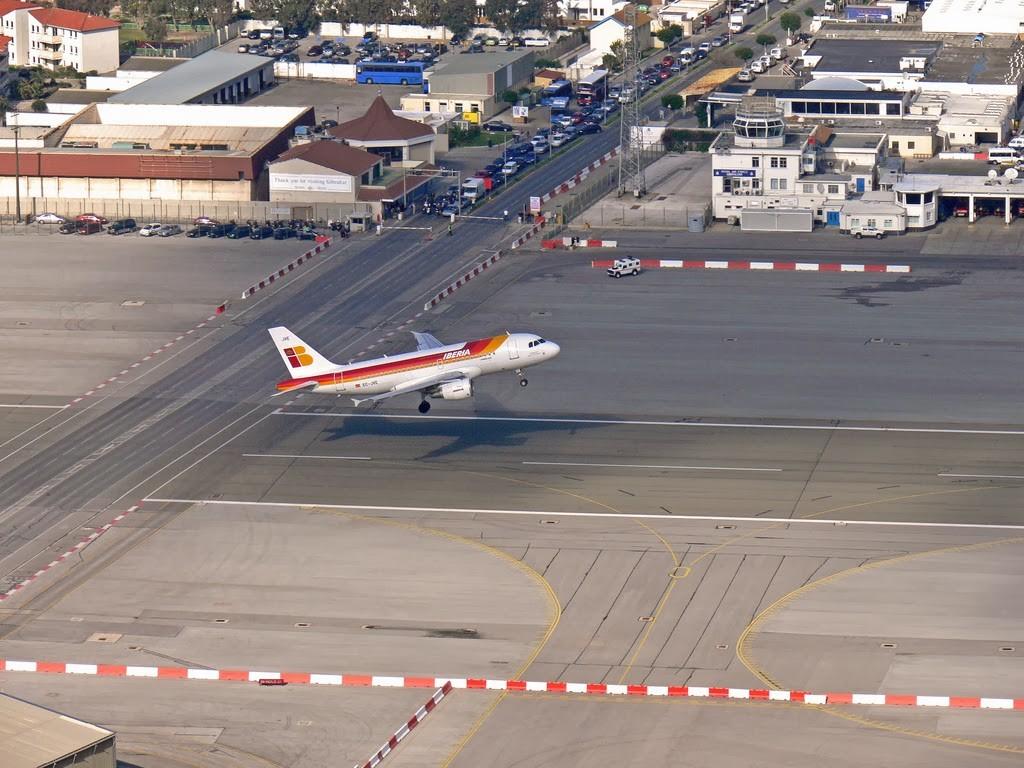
32, 213, 321, 241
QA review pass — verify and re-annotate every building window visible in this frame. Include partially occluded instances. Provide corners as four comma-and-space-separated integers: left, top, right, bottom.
835, 102, 851, 114
751, 157, 759, 168
886, 103, 901, 115
454, 102, 463, 112
723, 177, 733, 192
884, 219, 893, 227
778, 179, 787, 190
907, 141, 915, 150
751, 179, 760, 189
865, 103, 880, 114
923, 191, 933, 203
851, 103, 865, 115
803, 184, 813, 193
791, 101, 806, 113
770, 157, 778, 168
827, 184, 839, 194
905, 192, 921, 204
867, 218, 877, 227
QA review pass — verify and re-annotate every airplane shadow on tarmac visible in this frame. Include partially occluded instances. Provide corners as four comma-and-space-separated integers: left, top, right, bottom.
320, 393, 601, 461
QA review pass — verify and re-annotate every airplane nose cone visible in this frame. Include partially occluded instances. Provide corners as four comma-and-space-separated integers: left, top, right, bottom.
547, 341, 561, 357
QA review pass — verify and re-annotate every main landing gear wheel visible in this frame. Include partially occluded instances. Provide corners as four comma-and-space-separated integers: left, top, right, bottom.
418, 400, 431, 414
519, 378, 529, 387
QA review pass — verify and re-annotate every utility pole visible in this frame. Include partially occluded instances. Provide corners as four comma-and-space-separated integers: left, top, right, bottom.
617, 3, 647, 198
13, 124, 21, 224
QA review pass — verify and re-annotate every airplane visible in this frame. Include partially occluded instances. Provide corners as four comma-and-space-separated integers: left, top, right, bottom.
269, 326, 560, 413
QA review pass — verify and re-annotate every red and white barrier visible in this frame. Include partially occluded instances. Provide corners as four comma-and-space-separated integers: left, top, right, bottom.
0, 505, 141, 601
357, 682, 453, 768
539, 147, 621, 204
240, 238, 332, 299
509, 215, 547, 250
591, 259, 912, 274
423, 251, 503, 311
2, 661, 1019, 711
542, 237, 618, 249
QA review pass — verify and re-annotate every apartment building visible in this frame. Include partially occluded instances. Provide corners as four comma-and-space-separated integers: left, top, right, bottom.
0, 0, 118, 74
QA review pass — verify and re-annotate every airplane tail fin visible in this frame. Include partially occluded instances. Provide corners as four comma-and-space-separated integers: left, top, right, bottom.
268, 326, 337, 377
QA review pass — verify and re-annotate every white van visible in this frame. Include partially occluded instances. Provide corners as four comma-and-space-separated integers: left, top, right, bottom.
1007, 135, 1024, 150
987, 147, 1020, 164
524, 37, 550, 47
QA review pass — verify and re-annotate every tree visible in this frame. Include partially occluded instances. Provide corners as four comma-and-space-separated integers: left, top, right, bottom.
415, 0, 442, 28
143, 16, 168, 41
0, 96, 9, 127
733, 46, 753, 62
252, 0, 318, 30
31, 99, 48, 112
197, 0, 236, 29
755, 32, 776, 49
804, 5, 815, 15
779, 11, 802, 35
438, 0, 475, 38
485, 0, 528, 32
56, 0, 113, 16
661, 93, 683, 110
656, 23, 683, 46
501, 88, 519, 104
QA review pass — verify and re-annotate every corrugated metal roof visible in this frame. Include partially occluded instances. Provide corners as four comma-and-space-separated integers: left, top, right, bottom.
61, 122, 280, 151
110, 50, 273, 105
0, 693, 112, 768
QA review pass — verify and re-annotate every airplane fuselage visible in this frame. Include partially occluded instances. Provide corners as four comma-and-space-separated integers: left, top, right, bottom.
277, 333, 556, 397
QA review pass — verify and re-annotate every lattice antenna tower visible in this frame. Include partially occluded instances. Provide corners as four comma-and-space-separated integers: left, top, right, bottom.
617, 3, 647, 198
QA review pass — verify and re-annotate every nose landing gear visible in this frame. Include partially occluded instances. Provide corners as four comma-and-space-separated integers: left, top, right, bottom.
418, 399, 431, 414
515, 368, 528, 387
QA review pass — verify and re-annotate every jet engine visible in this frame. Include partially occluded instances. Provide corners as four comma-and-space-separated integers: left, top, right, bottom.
438, 379, 473, 400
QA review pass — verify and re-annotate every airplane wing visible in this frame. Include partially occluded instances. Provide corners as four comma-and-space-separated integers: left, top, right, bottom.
411, 331, 445, 351
351, 369, 476, 406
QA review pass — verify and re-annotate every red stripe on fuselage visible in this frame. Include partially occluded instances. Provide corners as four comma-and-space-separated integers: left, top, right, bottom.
276, 336, 500, 391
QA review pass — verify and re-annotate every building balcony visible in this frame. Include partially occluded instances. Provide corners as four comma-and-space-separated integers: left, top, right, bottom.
36, 48, 63, 61
36, 33, 63, 45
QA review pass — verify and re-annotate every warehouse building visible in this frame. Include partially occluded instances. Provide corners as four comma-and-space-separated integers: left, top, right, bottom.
110, 50, 275, 105
401, 49, 536, 119
0, 692, 115, 768
0, 103, 313, 214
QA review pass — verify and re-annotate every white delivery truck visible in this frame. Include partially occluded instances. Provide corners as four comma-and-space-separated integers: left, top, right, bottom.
461, 177, 487, 203
729, 12, 747, 33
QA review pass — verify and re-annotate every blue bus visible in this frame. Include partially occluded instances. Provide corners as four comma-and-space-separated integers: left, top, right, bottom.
356, 61, 426, 89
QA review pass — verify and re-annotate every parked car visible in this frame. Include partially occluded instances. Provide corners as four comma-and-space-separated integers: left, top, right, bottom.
483, 121, 514, 132
207, 223, 234, 238
531, 137, 549, 153
32, 212, 64, 224
226, 224, 252, 239
250, 225, 275, 239
549, 132, 569, 148
77, 221, 103, 235
737, 69, 755, 82
661, 55, 675, 67
58, 221, 77, 234
193, 215, 218, 226
107, 218, 138, 235
501, 160, 520, 176
273, 226, 296, 239
186, 224, 214, 237
139, 222, 163, 236
851, 225, 885, 239
711, 36, 727, 47
76, 212, 108, 224
156, 224, 182, 237
238, 43, 250, 53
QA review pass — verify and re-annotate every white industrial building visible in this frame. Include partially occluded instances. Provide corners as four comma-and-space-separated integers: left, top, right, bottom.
711, 97, 887, 230
922, 0, 1024, 34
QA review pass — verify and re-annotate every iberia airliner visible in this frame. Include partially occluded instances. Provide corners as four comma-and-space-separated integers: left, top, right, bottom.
269, 327, 560, 413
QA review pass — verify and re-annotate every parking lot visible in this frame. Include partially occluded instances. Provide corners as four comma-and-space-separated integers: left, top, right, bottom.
0, 232, 324, 399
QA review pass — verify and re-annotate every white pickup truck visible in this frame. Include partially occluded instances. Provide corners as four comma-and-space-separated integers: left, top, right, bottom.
606, 258, 642, 278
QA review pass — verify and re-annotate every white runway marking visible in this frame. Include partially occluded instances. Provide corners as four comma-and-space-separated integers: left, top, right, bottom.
522, 461, 782, 472
242, 453, 372, 461
274, 411, 1024, 436
0, 404, 67, 409
939, 473, 1024, 480
142, 498, 1024, 531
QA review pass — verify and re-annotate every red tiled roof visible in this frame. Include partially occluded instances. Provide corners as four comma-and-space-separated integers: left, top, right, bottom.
0, 34, 11, 53
609, 5, 652, 26
29, 7, 119, 31
0, 0, 41, 17
275, 140, 380, 177
329, 96, 433, 142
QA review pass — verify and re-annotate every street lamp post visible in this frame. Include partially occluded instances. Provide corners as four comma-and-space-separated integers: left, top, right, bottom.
13, 124, 21, 224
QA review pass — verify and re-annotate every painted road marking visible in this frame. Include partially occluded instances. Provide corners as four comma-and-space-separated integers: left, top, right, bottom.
0, 404, 68, 409
274, 411, 1024, 436
523, 461, 782, 472
939, 473, 1024, 480
142, 498, 1024, 531
242, 453, 372, 461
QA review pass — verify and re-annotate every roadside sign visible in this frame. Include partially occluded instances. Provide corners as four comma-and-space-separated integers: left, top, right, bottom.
513, 105, 529, 119
529, 196, 541, 213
